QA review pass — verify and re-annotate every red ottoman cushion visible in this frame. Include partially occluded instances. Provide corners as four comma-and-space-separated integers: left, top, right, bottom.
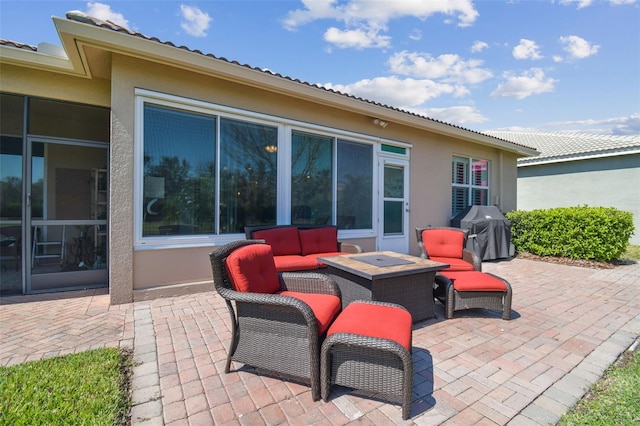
327, 302, 412, 350
442, 271, 507, 292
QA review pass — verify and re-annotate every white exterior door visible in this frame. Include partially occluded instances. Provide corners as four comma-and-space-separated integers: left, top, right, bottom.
377, 158, 410, 253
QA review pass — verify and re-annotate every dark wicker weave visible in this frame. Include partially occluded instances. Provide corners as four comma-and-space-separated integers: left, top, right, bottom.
435, 273, 513, 320
210, 240, 342, 401
415, 226, 482, 271
321, 301, 413, 420
327, 266, 436, 321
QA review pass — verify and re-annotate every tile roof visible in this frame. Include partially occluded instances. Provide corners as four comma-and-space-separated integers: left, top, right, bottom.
485, 131, 640, 166
0, 39, 37, 52
1, 11, 536, 154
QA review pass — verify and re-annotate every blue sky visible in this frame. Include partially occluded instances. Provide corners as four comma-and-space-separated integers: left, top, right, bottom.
1, 0, 638, 135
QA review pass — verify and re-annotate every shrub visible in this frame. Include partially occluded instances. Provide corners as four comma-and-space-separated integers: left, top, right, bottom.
505, 206, 635, 262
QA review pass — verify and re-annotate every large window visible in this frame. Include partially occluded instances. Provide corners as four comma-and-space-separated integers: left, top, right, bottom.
290, 133, 373, 229
143, 105, 216, 236
220, 118, 278, 233
139, 94, 379, 244
337, 140, 372, 229
452, 156, 489, 216
291, 131, 333, 225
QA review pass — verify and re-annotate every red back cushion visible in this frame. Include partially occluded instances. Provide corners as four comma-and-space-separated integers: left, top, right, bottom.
253, 227, 301, 256
422, 229, 464, 259
225, 244, 280, 294
299, 227, 338, 255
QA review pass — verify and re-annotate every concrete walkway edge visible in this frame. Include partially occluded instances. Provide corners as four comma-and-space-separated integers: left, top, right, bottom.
130, 304, 164, 425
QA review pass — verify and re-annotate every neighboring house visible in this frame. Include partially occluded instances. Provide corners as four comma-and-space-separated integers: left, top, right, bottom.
0, 11, 536, 303
487, 131, 640, 245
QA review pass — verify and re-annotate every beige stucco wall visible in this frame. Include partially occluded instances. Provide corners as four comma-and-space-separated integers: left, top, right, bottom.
1, 51, 521, 303
0, 63, 110, 107
106, 54, 520, 302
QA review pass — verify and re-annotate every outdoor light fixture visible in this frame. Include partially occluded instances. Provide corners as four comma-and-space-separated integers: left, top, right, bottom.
373, 118, 389, 128
264, 145, 278, 153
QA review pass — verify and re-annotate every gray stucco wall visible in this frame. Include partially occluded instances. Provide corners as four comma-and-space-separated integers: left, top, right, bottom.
517, 154, 640, 245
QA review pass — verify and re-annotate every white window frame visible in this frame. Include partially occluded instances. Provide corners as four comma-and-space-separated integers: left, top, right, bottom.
133, 89, 410, 249
451, 155, 491, 217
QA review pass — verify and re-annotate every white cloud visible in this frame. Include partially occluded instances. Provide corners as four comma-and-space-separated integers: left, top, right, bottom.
471, 40, 489, 53
86, 2, 129, 28
408, 29, 422, 41
513, 39, 543, 60
491, 68, 557, 99
388, 51, 493, 85
546, 113, 640, 134
180, 5, 212, 37
559, 0, 593, 9
283, 0, 478, 49
407, 105, 488, 125
324, 26, 390, 49
559, 0, 636, 7
323, 76, 457, 107
559, 35, 599, 59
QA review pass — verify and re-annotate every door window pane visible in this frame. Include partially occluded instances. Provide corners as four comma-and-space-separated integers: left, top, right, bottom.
220, 118, 277, 233
384, 200, 403, 234
384, 165, 404, 198
143, 105, 216, 236
291, 131, 333, 225
337, 140, 372, 229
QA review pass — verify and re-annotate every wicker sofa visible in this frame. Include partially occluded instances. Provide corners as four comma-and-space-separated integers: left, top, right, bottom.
245, 225, 362, 272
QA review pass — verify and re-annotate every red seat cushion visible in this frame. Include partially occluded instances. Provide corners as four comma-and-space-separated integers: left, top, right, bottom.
430, 256, 475, 272
253, 227, 301, 256
279, 291, 341, 335
299, 227, 338, 255
327, 302, 412, 350
304, 252, 345, 268
441, 271, 507, 292
225, 244, 280, 294
273, 255, 320, 272
422, 229, 465, 259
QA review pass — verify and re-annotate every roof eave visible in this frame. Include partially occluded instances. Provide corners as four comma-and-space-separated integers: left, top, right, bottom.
9, 15, 536, 157
518, 147, 640, 167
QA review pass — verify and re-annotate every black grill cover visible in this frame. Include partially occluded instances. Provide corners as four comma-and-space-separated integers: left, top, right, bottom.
451, 206, 512, 261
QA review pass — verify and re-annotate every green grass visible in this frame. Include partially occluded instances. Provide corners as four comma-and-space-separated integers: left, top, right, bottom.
622, 244, 640, 261
0, 347, 133, 425
558, 347, 640, 426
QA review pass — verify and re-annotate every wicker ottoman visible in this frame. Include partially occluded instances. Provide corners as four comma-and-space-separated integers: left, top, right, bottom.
320, 300, 413, 420
435, 271, 512, 320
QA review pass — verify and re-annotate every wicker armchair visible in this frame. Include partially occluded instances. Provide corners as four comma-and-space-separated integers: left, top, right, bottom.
209, 240, 342, 401
415, 227, 482, 272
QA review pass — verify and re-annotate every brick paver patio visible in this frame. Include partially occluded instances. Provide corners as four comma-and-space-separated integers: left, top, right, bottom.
1, 257, 639, 425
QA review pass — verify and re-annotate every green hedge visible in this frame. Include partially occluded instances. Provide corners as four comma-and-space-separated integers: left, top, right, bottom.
505, 206, 635, 262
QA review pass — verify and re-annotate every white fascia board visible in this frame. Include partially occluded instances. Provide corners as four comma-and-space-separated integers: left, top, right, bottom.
518, 148, 640, 167
52, 16, 538, 157
0, 43, 80, 76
